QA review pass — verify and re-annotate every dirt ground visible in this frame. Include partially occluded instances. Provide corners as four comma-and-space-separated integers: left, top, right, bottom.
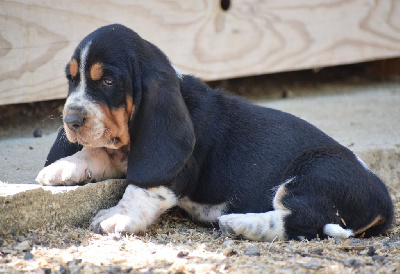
0, 205, 399, 273
1, 65, 400, 273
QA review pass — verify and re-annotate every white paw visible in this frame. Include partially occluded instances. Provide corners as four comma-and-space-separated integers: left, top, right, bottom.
89, 206, 146, 235
89, 185, 178, 235
218, 213, 254, 238
35, 159, 91, 186
219, 211, 288, 241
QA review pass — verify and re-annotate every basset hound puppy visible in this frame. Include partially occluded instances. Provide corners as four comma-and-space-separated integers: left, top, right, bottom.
36, 24, 393, 241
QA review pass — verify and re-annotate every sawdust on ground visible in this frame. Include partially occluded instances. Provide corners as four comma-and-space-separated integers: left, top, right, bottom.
1, 200, 399, 273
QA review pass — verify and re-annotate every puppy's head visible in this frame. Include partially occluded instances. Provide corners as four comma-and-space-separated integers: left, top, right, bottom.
64, 25, 136, 149
64, 24, 195, 187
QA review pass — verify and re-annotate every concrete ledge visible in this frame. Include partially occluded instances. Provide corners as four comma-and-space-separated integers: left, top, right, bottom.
0, 180, 128, 233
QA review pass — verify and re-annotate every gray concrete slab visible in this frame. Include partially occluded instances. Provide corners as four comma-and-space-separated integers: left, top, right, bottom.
258, 84, 400, 153
0, 133, 56, 184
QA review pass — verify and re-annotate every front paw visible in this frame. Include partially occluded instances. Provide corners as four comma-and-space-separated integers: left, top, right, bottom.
35, 159, 92, 186
89, 206, 145, 235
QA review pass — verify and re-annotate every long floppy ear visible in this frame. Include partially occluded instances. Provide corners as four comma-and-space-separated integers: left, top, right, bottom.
126, 41, 195, 188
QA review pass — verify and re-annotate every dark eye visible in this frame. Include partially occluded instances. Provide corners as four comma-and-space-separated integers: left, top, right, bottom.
102, 78, 114, 86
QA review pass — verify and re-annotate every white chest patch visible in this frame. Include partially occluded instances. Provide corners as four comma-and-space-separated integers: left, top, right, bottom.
178, 197, 227, 223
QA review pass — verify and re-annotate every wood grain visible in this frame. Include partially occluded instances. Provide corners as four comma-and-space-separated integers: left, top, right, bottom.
1, 0, 400, 105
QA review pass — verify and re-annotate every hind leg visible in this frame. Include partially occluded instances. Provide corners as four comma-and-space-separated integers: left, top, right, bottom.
276, 177, 388, 240
219, 176, 369, 241
219, 147, 393, 241
218, 210, 290, 241
218, 177, 333, 241
280, 147, 393, 240
218, 178, 292, 241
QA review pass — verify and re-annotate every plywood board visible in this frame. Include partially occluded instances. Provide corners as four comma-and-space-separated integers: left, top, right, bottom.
1, 0, 400, 105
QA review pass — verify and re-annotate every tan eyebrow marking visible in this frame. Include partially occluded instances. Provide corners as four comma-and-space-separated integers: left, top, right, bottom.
90, 62, 104, 81
69, 59, 78, 77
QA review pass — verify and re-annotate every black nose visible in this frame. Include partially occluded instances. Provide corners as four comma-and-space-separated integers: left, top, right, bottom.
64, 115, 85, 131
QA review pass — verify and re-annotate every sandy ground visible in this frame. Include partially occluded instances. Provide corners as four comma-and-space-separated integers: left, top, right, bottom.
0, 206, 399, 273
0, 74, 399, 273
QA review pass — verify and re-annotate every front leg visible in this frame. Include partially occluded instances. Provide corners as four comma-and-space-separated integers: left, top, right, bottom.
35, 147, 127, 186
89, 185, 178, 234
